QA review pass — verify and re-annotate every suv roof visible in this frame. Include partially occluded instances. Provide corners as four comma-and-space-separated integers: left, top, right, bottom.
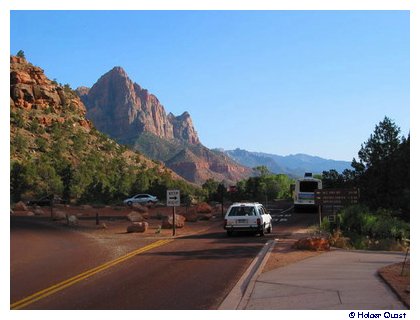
231, 202, 262, 206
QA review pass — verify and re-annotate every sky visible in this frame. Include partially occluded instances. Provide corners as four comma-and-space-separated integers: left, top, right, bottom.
9, 10, 410, 161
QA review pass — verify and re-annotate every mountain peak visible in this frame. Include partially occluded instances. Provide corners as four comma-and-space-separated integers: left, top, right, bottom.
109, 66, 128, 77
78, 68, 200, 146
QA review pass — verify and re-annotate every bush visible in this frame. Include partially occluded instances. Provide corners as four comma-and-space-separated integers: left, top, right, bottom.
337, 205, 410, 249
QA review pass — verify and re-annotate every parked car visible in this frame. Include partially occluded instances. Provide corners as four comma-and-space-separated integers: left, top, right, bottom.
123, 194, 158, 206
27, 195, 65, 207
224, 202, 272, 236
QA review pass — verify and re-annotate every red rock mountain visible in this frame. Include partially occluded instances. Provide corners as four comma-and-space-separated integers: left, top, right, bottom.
10, 56, 89, 128
77, 67, 252, 184
10, 56, 186, 189
77, 67, 199, 145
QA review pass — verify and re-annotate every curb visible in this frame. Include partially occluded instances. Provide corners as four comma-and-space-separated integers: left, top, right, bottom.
218, 239, 277, 310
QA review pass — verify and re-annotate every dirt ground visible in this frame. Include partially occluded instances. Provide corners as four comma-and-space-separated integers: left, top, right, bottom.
12, 203, 223, 238
262, 239, 323, 273
378, 261, 410, 308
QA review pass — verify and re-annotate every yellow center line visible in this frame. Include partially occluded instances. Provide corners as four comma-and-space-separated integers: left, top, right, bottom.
11, 239, 173, 310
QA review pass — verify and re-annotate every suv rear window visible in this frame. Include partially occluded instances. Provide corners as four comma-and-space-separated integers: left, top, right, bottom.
228, 206, 256, 216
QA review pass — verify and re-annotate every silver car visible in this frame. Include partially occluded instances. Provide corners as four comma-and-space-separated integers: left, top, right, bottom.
123, 194, 158, 206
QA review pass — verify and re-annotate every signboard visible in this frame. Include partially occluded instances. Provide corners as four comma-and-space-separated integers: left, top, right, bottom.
314, 188, 359, 206
328, 215, 336, 223
167, 189, 180, 207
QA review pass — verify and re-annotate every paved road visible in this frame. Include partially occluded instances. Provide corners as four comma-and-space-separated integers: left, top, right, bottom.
10, 201, 318, 309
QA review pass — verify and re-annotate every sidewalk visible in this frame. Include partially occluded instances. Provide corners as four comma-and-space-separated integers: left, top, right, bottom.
220, 246, 407, 310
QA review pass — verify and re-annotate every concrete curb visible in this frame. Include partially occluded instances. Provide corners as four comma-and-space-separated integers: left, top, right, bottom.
218, 239, 277, 310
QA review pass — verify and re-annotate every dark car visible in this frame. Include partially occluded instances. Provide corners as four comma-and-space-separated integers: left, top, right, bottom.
27, 195, 65, 207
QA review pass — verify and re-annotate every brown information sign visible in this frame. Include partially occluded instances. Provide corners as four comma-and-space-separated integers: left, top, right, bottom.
314, 188, 359, 206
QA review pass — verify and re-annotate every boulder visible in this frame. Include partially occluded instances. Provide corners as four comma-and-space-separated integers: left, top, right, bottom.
161, 214, 185, 229
68, 215, 78, 226
131, 203, 149, 213
13, 201, 28, 211
34, 208, 44, 216
127, 222, 149, 233
293, 237, 330, 251
127, 211, 144, 222
53, 210, 67, 221
184, 213, 198, 222
195, 202, 212, 213
26, 211, 35, 216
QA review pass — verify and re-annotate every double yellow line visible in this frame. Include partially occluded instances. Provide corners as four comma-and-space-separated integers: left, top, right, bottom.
11, 239, 173, 310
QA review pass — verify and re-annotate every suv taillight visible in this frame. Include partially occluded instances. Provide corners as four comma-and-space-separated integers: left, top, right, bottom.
257, 218, 261, 226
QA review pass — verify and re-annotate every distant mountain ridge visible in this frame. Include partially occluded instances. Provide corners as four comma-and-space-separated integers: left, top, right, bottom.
223, 148, 351, 178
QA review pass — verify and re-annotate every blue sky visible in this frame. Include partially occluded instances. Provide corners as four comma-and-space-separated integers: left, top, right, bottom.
10, 10, 410, 161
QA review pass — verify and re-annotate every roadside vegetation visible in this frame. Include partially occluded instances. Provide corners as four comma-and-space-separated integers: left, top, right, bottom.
202, 166, 294, 205
319, 117, 409, 250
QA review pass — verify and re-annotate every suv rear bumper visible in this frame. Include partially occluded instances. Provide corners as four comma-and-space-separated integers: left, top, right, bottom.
224, 225, 263, 232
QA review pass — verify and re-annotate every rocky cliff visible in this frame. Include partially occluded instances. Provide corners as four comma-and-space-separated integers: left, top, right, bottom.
78, 67, 252, 184
77, 67, 200, 145
10, 56, 91, 130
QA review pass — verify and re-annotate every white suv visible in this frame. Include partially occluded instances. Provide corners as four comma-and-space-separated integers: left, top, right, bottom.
224, 202, 273, 236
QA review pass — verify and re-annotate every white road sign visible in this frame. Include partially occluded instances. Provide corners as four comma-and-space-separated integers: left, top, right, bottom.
167, 189, 180, 207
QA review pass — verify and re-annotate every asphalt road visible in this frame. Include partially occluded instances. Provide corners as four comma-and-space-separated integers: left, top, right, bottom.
10, 201, 317, 310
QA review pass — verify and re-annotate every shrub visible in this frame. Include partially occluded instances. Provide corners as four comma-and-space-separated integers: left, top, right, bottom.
337, 205, 410, 249
338, 205, 370, 234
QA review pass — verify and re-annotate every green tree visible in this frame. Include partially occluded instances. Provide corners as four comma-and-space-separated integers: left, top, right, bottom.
350, 117, 409, 220
353, 116, 401, 171
16, 50, 25, 58
202, 178, 219, 201
322, 169, 345, 188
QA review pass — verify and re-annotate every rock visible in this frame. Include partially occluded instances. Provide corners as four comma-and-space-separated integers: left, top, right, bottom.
13, 201, 28, 211
34, 208, 44, 216
27, 211, 35, 216
10, 56, 87, 116
81, 205, 92, 210
53, 210, 67, 221
131, 203, 148, 213
195, 202, 212, 213
68, 215, 78, 226
127, 222, 149, 233
161, 214, 185, 229
293, 237, 330, 251
127, 211, 144, 222
184, 213, 198, 222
